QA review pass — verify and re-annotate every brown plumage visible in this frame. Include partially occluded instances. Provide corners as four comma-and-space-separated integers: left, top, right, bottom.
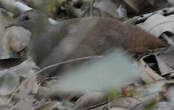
6, 10, 165, 75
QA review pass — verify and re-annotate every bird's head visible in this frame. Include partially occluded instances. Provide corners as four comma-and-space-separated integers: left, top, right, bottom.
5, 10, 49, 33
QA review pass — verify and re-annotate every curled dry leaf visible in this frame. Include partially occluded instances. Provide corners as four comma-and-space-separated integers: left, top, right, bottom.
1, 26, 31, 59
139, 55, 164, 83
138, 14, 174, 37
0, 0, 32, 15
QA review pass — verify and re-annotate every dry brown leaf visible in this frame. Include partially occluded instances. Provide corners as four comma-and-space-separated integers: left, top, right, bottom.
139, 55, 164, 83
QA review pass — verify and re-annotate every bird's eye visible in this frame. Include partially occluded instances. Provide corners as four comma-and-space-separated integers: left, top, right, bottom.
23, 16, 30, 21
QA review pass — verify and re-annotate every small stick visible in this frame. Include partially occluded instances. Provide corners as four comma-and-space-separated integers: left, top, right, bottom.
35, 56, 103, 75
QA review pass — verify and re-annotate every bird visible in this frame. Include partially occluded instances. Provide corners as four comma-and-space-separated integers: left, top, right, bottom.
5, 10, 165, 75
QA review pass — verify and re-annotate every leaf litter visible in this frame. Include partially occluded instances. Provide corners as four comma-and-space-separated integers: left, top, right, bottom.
1, 0, 174, 110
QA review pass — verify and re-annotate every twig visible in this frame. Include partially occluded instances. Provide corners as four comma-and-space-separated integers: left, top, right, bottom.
35, 56, 103, 75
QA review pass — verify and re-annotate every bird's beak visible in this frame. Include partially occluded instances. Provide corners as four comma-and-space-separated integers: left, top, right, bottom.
5, 21, 21, 29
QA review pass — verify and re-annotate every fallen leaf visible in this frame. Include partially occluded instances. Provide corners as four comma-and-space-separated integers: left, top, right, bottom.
138, 14, 174, 37
1, 26, 31, 59
139, 55, 164, 83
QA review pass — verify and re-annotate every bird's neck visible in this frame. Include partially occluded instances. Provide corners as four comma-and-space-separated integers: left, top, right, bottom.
31, 20, 52, 38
